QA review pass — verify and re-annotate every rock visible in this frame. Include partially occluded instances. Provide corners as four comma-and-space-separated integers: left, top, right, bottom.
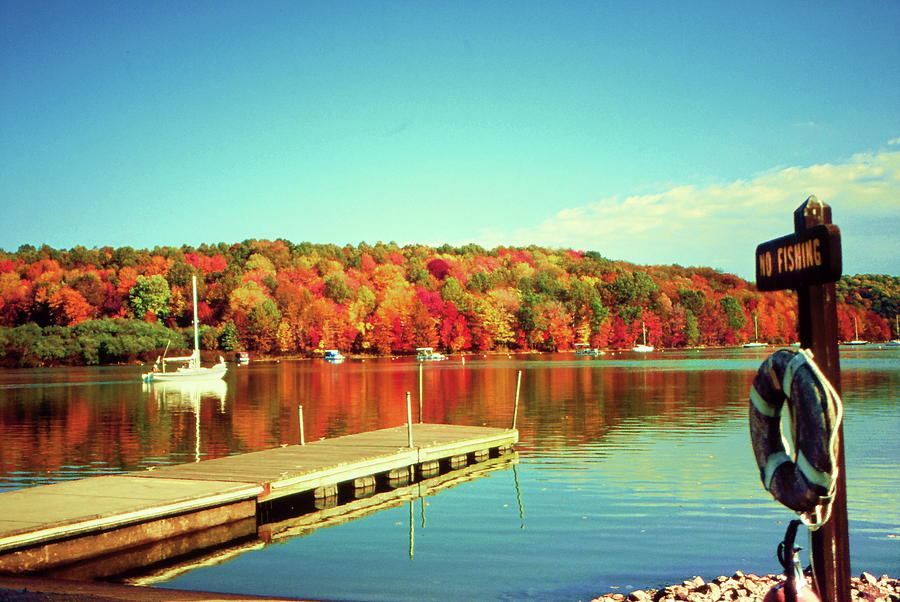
592, 571, 899, 602
861, 571, 878, 586
665, 585, 690, 600
704, 581, 722, 601
683, 576, 705, 589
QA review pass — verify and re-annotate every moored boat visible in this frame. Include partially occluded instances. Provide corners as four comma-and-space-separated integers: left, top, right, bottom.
842, 316, 868, 346
742, 313, 767, 348
574, 343, 603, 356
632, 321, 654, 353
142, 275, 227, 383
324, 349, 345, 363
416, 347, 446, 361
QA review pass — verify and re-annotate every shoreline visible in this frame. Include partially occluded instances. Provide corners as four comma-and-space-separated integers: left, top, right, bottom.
590, 571, 899, 601
0, 572, 896, 601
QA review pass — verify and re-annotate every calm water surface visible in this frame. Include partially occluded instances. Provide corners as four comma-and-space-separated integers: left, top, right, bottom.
0, 348, 897, 600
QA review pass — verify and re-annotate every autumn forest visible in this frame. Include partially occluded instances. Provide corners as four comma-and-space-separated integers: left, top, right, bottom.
1, 240, 897, 367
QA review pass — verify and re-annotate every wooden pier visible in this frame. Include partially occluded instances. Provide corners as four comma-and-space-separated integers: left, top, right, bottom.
0, 423, 517, 576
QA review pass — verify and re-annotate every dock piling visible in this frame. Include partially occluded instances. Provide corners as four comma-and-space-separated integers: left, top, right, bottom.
512, 370, 522, 429
406, 392, 414, 448
298, 405, 305, 446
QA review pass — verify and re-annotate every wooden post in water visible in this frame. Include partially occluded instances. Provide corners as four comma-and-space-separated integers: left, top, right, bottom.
406, 392, 414, 448
298, 405, 305, 446
418, 362, 424, 423
755, 195, 850, 602
512, 370, 522, 429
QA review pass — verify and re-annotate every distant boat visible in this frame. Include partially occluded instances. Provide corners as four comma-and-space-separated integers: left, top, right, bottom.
886, 316, 900, 346
416, 347, 446, 361
324, 349, 345, 363
234, 352, 250, 364
743, 313, 767, 348
574, 343, 604, 356
843, 316, 868, 346
632, 321, 654, 353
142, 275, 227, 383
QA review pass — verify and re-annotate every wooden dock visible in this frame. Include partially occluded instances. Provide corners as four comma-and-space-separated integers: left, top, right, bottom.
0, 423, 517, 576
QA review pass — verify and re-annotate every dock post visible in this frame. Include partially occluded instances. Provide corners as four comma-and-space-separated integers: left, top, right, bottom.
418, 363, 423, 423
755, 196, 850, 602
793, 197, 850, 602
512, 370, 522, 429
298, 405, 305, 446
406, 392, 414, 448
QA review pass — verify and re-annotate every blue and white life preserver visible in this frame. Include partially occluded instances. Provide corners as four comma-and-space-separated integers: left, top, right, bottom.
749, 349, 842, 526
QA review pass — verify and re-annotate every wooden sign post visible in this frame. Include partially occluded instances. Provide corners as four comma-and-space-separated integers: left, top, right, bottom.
755, 195, 850, 602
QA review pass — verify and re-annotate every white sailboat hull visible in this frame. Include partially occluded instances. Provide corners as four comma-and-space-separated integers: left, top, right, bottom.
143, 361, 227, 383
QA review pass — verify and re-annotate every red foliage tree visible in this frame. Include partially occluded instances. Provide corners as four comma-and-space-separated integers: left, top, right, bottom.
48, 287, 94, 326
426, 258, 451, 280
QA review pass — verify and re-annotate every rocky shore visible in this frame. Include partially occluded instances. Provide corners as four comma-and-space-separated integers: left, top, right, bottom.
591, 571, 899, 602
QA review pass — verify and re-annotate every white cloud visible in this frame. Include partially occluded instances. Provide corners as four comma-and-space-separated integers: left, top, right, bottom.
477, 151, 900, 278
888, 137, 900, 145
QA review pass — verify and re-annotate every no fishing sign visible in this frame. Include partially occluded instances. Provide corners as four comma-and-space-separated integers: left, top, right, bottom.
755, 223, 842, 291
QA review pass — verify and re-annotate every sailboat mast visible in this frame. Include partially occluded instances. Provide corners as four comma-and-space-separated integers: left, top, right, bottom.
192, 274, 200, 360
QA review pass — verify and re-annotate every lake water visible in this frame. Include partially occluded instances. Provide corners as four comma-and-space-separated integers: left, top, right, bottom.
0, 348, 897, 600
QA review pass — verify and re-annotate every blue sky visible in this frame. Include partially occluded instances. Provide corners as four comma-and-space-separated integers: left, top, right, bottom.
2, 1, 898, 279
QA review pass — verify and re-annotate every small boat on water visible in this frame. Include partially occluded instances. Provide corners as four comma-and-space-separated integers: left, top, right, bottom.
842, 316, 868, 346
142, 275, 227, 383
416, 347, 446, 361
885, 316, 900, 346
632, 321, 654, 353
324, 349, 345, 363
742, 313, 767, 348
234, 352, 250, 364
574, 343, 604, 356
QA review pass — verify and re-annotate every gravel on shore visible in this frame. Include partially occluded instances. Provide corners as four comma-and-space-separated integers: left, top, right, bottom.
590, 571, 899, 602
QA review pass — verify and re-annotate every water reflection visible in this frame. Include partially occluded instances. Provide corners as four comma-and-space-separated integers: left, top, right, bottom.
1, 351, 897, 492
143, 380, 227, 463
110, 455, 517, 586
0, 349, 897, 600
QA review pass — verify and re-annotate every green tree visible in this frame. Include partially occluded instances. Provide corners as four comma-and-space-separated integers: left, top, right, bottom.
684, 309, 700, 346
719, 295, 746, 332
129, 275, 171, 320
324, 274, 354, 304
219, 321, 240, 351
677, 288, 706, 315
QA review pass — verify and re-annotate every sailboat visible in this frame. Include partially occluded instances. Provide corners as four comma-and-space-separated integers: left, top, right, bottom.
842, 316, 868, 346
742, 313, 767, 348
142, 275, 227, 383
632, 321, 654, 353
885, 315, 900, 346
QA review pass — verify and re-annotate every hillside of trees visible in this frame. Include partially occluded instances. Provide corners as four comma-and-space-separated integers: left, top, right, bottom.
1, 241, 897, 367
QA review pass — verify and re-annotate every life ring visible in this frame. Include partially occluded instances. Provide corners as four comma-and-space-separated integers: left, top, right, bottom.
749, 349, 842, 523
